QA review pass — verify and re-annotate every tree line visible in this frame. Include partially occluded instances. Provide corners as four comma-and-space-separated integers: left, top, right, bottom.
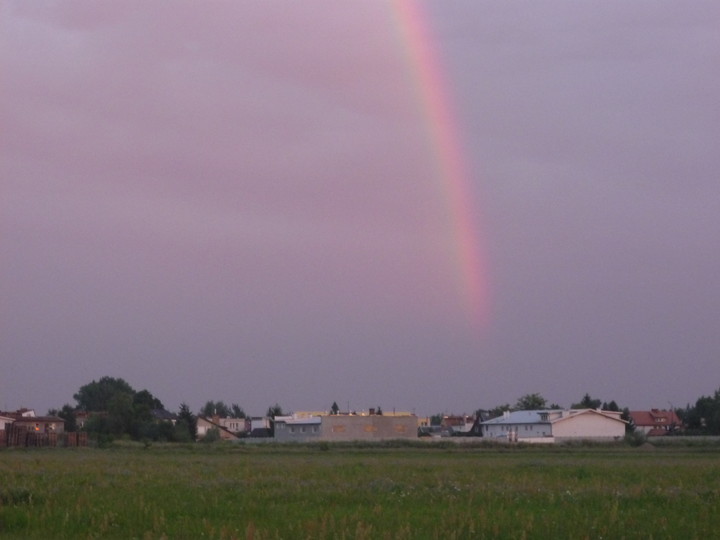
433, 390, 720, 436
480, 392, 624, 419
48, 376, 286, 444
49, 377, 720, 442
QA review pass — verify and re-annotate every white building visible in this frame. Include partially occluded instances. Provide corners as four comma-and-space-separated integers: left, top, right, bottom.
0, 415, 14, 431
273, 415, 322, 442
481, 409, 626, 443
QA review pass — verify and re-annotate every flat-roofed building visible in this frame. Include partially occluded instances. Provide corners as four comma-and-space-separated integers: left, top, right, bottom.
273, 412, 418, 442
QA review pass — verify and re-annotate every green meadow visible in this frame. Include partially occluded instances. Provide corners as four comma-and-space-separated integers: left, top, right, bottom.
1, 441, 719, 539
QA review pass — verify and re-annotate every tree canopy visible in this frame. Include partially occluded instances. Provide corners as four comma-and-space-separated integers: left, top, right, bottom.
73, 376, 137, 412
199, 401, 246, 419
486, 404, 512, 419
682, 388, 720, 435
571, 393, 602, 409
231, 404, 246, 419
71, 377, 174, 442
266, 403, 284, 418
514, 393, 547, 411
200, 400, 231, 418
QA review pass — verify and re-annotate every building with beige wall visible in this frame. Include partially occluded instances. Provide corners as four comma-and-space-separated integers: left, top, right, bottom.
196, 417, 239, 441
321, 414, 417, 441
481, 409, 625, 442
273, 413, 418, 442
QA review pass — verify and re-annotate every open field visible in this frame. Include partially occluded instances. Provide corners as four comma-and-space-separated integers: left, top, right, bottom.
1, 441, 720, 539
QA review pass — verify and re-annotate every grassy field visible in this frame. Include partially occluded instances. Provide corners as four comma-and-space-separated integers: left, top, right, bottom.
1, 441, 719, 539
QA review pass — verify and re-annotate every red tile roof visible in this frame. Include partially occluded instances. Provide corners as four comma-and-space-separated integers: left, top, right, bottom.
629, 409, 682, 429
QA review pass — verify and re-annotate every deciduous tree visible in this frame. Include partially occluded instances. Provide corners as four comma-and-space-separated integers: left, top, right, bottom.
73, 376, 135, 412
515, 393, 547, 411
72, 376, 165, 441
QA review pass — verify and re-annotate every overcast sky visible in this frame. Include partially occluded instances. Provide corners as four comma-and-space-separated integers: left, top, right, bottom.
2, 1, 719, 417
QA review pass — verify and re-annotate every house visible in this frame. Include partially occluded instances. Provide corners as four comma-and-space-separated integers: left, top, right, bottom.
1, 410, 65, 434
13, 416, 65, 434
151, 409, 178, 424
215, 416, 249, 435
440, 415, 476, 436
273, 415, 322, 442
629, 409, 683, 436
12, 408, 36, 418
0, 415, 14, 431
0, 409, 86, 447
0, 415, 13, 447
249, 416, 273, 437
481, 409, 626, 443
1, 408, 37, 419
196, 417, 239, 441
74, 410, 91, 429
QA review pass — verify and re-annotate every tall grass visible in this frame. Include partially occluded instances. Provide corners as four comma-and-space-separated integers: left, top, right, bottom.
1, 443, 718, 538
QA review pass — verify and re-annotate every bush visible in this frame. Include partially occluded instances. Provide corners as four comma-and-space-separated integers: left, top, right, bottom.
625, 430, 647, 447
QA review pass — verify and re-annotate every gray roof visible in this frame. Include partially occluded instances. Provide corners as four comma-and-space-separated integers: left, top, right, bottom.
274, 416, 321, 425
151, 408, 178, 421
481, 409, 627, 427
480, 410, 559, 426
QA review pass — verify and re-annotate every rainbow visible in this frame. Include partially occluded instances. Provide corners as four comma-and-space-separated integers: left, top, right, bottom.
391, 1, 490, 327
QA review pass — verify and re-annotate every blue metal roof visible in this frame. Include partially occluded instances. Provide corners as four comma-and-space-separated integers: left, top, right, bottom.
480, 410, 556, 425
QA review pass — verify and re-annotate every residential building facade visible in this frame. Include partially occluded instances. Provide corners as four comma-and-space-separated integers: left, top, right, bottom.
196, 417, 239, 441
273, 415, 322, 442
629, 409, 683, 436
481, 409, 626, 442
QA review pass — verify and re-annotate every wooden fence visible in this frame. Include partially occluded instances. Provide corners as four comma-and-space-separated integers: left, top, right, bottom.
0, 427, 88, 448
